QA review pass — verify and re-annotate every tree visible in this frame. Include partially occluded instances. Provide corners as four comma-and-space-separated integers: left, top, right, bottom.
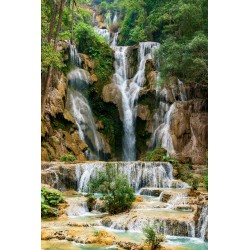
47, 0, 58, 43
88, 163, 135, 214
41, 0, 66, 115
143, 224, 165, 250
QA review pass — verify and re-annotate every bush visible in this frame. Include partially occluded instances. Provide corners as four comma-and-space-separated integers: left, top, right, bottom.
143, 147, 170, 162
203, 172, 208, 190
143, 224, 165, 249
74, 22, 114, 94
41, 187, 64, 218
191, 177, 199, 190
60, 153, 76, 162
41, 43, 64, 73
88, 164, 135, 214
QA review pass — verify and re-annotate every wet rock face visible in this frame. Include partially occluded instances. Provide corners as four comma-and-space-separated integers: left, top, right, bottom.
126, 45, 138, 79
41, 66, 89, 162
102, 83, 123, 119
170, 100, 208, 164
41, 163, 78, 191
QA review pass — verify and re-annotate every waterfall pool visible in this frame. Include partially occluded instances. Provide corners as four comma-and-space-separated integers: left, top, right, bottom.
42, 240, 118, 250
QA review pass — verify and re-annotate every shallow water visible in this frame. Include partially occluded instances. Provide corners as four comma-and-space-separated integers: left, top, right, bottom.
166, 236, 208, 250
41, 240, 116, 250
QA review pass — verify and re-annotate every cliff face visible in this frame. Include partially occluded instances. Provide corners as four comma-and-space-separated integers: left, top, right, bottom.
41, 66, 88, 162
136, 59, 208, 164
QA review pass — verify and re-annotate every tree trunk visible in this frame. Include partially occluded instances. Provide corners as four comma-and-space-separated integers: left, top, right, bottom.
42, 0, 66, 116
47, 0, 58, 43
70, 0, 74, 44
54, 0, 66, 49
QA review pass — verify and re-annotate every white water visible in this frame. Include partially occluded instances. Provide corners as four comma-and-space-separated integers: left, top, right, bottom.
112, 42, 160, 160
112, 46, 136, 160
69, 90, 104, 159
94, 27, 110, 43
111, 32, 119, 46
66, 199, 89, 217
105, 216, 195, 237
178, 79, 187, 101
67, 68, 91, 90
68, 45, 106, 160
112, 12, 118, 24
150, 102, 175, 154
92, 12, 96, 26
75, 162, 173, 192
69, 44, 81, 67
197, 204, 208, 240
165, 193, 189, 210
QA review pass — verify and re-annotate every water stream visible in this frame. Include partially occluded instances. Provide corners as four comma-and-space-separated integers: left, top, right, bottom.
67, 44, 106, 160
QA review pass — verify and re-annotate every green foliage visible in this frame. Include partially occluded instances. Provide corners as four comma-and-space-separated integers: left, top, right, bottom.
60, 153, 76, 162
41, 187, 64, 218
106, 0, 207, 85
88, 164, 135, 214
191, 177, 199, 190
143, 224, 165, 249
74, 22, 114, 89
176, 164, 193, 183
142, 147, 167, 162
41, 43, 64, 73
155, 33, 207, 85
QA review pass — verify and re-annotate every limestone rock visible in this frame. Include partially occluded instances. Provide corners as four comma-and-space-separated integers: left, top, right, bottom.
102, 83, 123, 119
41, 147, 50, 161
63, 109, 75, 124
91, 73, 98, 83
137, 104, 151, 121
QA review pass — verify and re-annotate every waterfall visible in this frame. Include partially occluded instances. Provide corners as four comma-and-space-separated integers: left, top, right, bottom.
69, 44, 82, 67
178, 79, 187, 101
75, 162, 173, 192
69, 89, 104, 159
66, 198, 89, 216
103, 216, 195, 237
92, 12, 96, 26
197, 204, 208, 240
165, 193, 188, 210
112, 42, 160, 160
94, 27, 110, 43
112, 12, 118, 24
112, 46, 136, 160
129, 42, 160, 106
111, 32, 119, 46
67, 68, 91, 91
150, 102, 175, 154
68, 45, 106, 160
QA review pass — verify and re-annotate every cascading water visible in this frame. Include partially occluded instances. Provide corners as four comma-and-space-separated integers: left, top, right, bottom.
112, 42, 160, 160
150, 101, 175, 154
94, 27, 110, 43
68, 44, 106, 160
66, 198, 89, 217
111, 32, 119, 46
75, 162, 173, 192
197, 204, 208, 240
112, 46, 136, 160
178, 79, 187, 101
112, 12, 118, 24
69, 89, 104, 160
